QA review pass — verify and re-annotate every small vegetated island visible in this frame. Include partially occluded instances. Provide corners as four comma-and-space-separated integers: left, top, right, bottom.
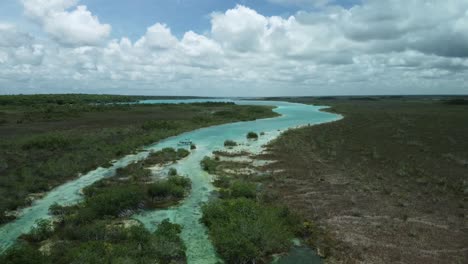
246, 131, 259, 140
0, 94, 278, 263
223, 139, 238, 147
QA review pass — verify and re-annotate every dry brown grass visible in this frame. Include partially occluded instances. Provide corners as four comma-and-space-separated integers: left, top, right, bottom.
256, 98, 468, 264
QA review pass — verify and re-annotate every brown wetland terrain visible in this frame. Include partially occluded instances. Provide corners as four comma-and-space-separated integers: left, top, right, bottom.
255, 97, 468, 263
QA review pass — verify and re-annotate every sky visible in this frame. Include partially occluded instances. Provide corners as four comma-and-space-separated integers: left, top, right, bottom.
0, 0, 467, 96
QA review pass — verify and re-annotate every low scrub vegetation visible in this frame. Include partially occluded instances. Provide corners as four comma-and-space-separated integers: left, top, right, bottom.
246, 131, 259, 140
1, 147, 192, 263
200, 156, 219, 174
443, 98, 468, 105
223, 140, 238, 147
0, 94, 277, 225
82, 148, 192, 216
1, 219, 187, 264
201, 198, 295, 263
201, 154, 300, 263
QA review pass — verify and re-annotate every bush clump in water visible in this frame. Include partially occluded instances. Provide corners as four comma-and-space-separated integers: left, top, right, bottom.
200, 156, 218, 174
246, 132, 258, 140
147, 175, 191, 201
224, 140, 237, 147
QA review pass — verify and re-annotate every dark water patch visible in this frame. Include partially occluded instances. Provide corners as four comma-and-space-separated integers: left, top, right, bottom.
274, 246, 322, 264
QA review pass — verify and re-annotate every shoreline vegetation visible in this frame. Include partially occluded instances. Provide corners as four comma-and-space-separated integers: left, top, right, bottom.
199, 140, 328, 263
200, 154, 301, 263
254, 96, 467, 263
1, 147, 192, 264
199, 128, 334, 264
0, 94, 278, 225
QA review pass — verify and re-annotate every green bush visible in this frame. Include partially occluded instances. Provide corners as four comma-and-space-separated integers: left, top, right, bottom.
146, 147, 189, 165
246, 131, 259, 140
224, 140, 238, 147
230, 181, 257, 199
0, 242, 48, 264
115, 162, 151, 180
147, 176, 190, 201
141, 120, 178, 130
22, 134, 73, 150
22, 219, 53, 242
52, 223, 180, 263
176, 148, 190, 158
444, 99, 468, 105
201, 198, 294, 263
167, 175, 191, 189
168, 185, 185, 198
152, 219, 187, 263
147, 182, 172, 199
214, 175, 231, 188
214, 110, 237, 118
79, 185, 146, 221
168, 167, 177, 176
49, 203, 68, 216
201, 156, 218, 174
0, 212, 15, 225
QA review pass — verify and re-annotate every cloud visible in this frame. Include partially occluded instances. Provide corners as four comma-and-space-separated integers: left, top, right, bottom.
21, 0, 111, 46
0, 23, 33, 47
180, 31, 222, 57
210, 5, 355, 61
338, 0, 468, 57
211, 5, 268, 52
135, 23, 178, 50
1, 1, 467, 95
0, 24, 44, 66
267, 0, 333, 8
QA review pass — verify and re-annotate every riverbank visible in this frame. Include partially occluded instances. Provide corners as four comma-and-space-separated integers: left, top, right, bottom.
0, 99, 341, 263
0, 147, 193, 264
0, 95, 278, 225
256, 97, 468, 263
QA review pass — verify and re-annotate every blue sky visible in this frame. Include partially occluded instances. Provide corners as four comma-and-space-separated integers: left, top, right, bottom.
0, 0, 359, 40
84, 0, 303, 40
0, 0, 466, 96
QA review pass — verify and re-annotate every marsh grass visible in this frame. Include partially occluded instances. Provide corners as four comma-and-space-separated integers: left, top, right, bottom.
1, 147, 193, 264
0, 95, 277, 224
256, 97, 468, 263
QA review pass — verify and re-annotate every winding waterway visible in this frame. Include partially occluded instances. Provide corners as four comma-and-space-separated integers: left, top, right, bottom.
0, 100, 341, 263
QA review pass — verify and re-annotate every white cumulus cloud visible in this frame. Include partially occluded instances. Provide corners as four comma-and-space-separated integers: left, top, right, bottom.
135, 23, 178, 50
1, 1, 467, 95
21, 0, 111, 46
267, 0, 333, 8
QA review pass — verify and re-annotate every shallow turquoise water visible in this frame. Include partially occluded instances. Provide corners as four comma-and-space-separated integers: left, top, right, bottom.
137, 98, 234, 104
0, 100, 341, 263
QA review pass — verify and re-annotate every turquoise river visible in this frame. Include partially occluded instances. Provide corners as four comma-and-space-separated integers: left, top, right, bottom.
0, 100, 341, 263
